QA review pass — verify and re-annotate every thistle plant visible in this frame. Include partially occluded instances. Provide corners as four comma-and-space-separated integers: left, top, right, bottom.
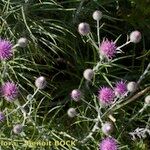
67, 9, 150, 149
0, 1, 149, 150
0, 37, 47, 142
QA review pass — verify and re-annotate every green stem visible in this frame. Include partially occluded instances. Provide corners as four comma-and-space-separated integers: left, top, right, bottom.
97, 20, 100, 45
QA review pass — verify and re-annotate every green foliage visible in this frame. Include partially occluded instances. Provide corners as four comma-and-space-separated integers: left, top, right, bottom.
0, 0, 150, 150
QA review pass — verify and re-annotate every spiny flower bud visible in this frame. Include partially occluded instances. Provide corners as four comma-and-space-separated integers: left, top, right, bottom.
13, 124, 23, 134
129, 31, 141, 43
78, 22, 90, 36
27, 94, 33, 100
67, 108, 77, 118
102, 122, 113, 135
83, 69, 94, 81
92, 10, 103, 21
35, 76, 46, 89
127, 81, 137, 92
145, 95, 150, 104
71, 89, 82, 102
17, 37, 28, 48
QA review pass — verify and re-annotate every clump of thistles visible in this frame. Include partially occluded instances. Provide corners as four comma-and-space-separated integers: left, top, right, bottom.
99, 137, 118, 150
1, 82, 18, 102
99, 38, 117, 59
67, 108, 77, 118
114, 80, 127, 97
98, 87, 115, 105
78, 23, 90, 36
83, 69, 94, 81
129, 31, 141, 43
127, 81, 137, 92
71, 89, 82, 102
0, 111, 5, 122
102, 122, 113, 135
13, 124, 23, 134
35, 76, 47, 89
17, 37, 28, 48
92, 10, 103, 21
0, 38, 12, 60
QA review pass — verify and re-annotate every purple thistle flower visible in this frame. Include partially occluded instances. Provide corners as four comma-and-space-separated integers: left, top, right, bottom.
71, 89, 82, 102
0, 111, 5, 122
98, 87, 115, 105
99, 38, 117, 59
100, 137, 118, 150
1, 82, 18, 102
114, 80, 127, 96
99, 137, 118, 150
0, 39, 12, 60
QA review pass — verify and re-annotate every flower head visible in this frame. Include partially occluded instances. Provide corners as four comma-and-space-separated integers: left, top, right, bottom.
67, 108, 77, 118
145, 95, 150, 104
100, 137, 118, 150
114, 80, 127, 96
71, 89, 82, 102
83, 69, 94, 81
130, 31, 141, 43
35, 76, 46, 89
92, 10, 103, 21
102, 122, 113, 135
1, 82, 18, 102
98, 87, 115, 105
13, 124, 23, 134
0, 38, 12, 60
17, 37, 28, 48
0, 112, 5, 122
78, 23, 90, 36
127, 81, 137, 92
100, 38, 117, 59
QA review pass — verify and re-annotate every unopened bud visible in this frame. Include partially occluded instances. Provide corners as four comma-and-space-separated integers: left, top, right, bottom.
130, 31, 141, 43
71, 89, 82, 102
145, 95, 150, 104
127, 81, 137, 92
102, 122, 113, 135
78, 23, 90, 36
83, 69, 94, 81
17, 37, 28, 47
67, 108, 77, 118
35, 76, 46, 89
92, 10, 103, 21
13, 124, 23, 134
